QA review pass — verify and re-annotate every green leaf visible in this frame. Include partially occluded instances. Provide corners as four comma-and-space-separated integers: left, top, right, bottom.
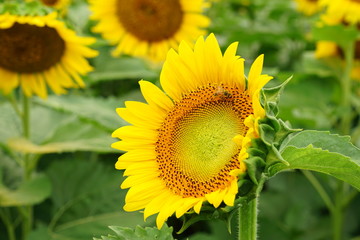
89, 52, 158, 84
243, 156, 266, 185
0, 174, 51, 206
94, 225, 174, 240
261, 76, 292, 108
7, 116, 116, 154
312, 25, 358, 49
42, 159, 152, 240
268, 131, 360, 191
34, 95, 130, 132
0, 102, 117, 154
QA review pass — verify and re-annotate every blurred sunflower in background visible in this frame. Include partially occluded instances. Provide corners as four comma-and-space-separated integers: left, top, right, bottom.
112, 34, 273, 228
294, 0, 323, 16
0, 12, 98, 98
315, 13, 360, 81
39, 0, 70, 9
89, 0, 210, 62
26, 0, 71, 9
320, 0, 360, 24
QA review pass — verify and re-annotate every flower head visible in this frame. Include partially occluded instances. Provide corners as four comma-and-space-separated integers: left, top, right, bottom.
112, 34, 273, 228
26, 0, 71, 9
294, 0, 323, 16
320, 0, 360, 24
42, 0, 70, 9
89, 0, 210, 62
0, 12, 98, 98
315, 14, 360, 81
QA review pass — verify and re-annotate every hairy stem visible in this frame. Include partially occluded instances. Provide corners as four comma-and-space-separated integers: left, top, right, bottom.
238, 197, 258, 240
21, 94, 33, 240
331, 181, 345, 240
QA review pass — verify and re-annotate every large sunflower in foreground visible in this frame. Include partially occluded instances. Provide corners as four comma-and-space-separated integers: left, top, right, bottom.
89, 0, 210, 62
112, 34, 273, 228
0, 12, 98, 98
294, 0, 323, 16
320, 0, 360, 24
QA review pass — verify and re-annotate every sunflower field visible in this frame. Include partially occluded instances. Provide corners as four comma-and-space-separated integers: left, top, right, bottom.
0, 0, 360, 240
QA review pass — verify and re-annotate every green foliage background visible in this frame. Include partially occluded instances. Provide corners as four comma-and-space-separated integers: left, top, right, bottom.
0, 0, 359, 239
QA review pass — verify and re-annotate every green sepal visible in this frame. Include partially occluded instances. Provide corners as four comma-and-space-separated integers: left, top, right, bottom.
94, 225, 174, 240
258, 123, 275, 146
247, 148, 267, 159
243, 157, 266, 185
265, 144, 290, 168
261, 76, 292, 112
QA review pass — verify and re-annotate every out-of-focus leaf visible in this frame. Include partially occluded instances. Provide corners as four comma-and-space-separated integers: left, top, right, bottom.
312, 25, 358, 48
0, 174, 51, 206
7, 115, 116, 153
0, 149, 22, 189
42, 159, 153, 240
7, 134, 114, 154
277, 76, 337, 130
89, 50, 158, 84
34, 95, 130, 131
259, 172, 331, 240
268, 131, 360, 191
0, 103, 117, 154
94, 225, 174, 240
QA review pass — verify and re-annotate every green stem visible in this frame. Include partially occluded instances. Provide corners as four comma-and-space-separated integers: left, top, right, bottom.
21, 94, 33, 240
0, 208, 16, 240
22, 94, 30, 141
331, 181, 345, 240
6, 93, 22, 118
339, 41, 355, 135
238, 197, 258, 240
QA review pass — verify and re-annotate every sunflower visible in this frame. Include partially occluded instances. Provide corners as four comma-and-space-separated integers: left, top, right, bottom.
320, 0, 360, 24
315, 41, 360, 80
112, 34, 273, 228
89, 0, 210, 62
40, 0, 71, 9
294, 0, 323, 16
0, 12, 98, 98
315, 14, 360, 81
25, 0, 71, 9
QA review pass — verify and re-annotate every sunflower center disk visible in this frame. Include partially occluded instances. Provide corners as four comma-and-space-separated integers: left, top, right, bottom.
156, 84, 253, 198
116, 0, 183, 42
41, 0, 59, 6
176, 104, 241, 181
0, 23, 65, 73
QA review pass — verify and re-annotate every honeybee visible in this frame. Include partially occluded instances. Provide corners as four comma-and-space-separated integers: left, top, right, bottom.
213, 85, 231, 99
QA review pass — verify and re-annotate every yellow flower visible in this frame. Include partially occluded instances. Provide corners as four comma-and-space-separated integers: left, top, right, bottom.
0, 12, 98, 98
294, 0, 323, 16
89, 0, 210, 62
315, 41, 360, 80
315, 12, 360, 81
112, 34, 273, 228
26, 0, 71, 9
41, 0, 70, 8
320, 0, 360, 24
